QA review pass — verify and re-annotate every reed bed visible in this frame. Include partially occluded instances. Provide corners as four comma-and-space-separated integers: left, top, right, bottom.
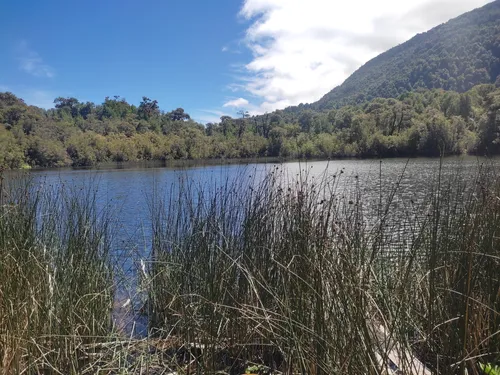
0, 162, 498, 375
148, 164, 499, 375
0, 173, 114, 374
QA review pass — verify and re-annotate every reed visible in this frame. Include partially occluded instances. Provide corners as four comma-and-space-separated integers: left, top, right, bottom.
0, 174, 114, 374
1, 162, 498, 374
148, 164, 499, 374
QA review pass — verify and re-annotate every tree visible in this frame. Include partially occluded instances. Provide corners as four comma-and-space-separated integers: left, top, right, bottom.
334, 107, 354, 129
268, 127, 286, 156
138, 97, 160, 120
418, 110, 453, 156
477, 90, 500, 153
270, 113, 282, 125
220, 116, 233, 137
2, 107, 25, 125
79, 102, 95, 119
0, 126, 24, 168
98, 96, 134, 119
205, 122, 215, 136
54, 97, 80, 118
4, 77, 500, 169
237, 109, 250, 119
298, 111, 314, 132
169, 108, 191, 122
0, 92, 24, 107
236, 119, 246, 138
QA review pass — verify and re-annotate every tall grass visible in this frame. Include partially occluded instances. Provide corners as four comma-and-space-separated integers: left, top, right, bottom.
1, 163, 498, 374
0, 173, 113, 374
414, 166, 500, 374
149, 164, 499, 375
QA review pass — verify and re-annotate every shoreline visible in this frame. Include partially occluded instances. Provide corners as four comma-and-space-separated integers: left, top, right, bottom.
4, 153, 496, 173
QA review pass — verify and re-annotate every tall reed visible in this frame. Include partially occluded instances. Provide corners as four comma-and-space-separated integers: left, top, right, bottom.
2, 162, 497, 374
0, 173, 113, 374
149, 164, 499, 375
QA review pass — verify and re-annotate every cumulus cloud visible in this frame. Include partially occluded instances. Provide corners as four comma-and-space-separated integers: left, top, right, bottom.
235, 0, 492, 113
223, 97, 250, 108
17, 40, 55, 78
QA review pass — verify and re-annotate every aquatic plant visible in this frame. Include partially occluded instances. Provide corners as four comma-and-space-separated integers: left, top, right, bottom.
149, 164, 500, 374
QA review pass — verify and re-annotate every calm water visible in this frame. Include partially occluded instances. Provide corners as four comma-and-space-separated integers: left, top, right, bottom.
8, 156, 498, 335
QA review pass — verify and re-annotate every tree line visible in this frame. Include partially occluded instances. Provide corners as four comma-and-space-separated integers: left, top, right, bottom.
1, 82, 500, 169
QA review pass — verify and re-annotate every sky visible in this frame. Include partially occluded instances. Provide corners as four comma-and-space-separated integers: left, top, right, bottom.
0, 0, 493, 123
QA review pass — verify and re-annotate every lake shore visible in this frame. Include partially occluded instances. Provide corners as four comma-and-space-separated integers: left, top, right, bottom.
1, 161, 499, 374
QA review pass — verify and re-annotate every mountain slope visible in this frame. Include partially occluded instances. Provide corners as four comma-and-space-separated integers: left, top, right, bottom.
308, 0, 500, 111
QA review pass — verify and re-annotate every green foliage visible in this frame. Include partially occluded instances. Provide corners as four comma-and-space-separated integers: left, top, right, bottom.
168, 107, 190, 122
480, 363, 500, 375
2, 82, 500, 169
245, 365, 264, 373
0, 126, 24, 168
477, 87, 500, 153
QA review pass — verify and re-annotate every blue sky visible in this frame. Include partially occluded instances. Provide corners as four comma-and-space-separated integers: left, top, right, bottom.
0, 0, 492, 123
0, 0, 253, 123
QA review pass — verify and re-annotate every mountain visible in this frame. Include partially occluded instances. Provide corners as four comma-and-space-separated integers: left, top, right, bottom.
305, 0, 500, 111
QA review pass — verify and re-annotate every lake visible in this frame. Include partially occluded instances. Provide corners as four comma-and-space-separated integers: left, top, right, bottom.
8, 155, 498, 335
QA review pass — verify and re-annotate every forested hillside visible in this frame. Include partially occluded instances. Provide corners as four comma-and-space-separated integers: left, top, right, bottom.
303, 0, 500, 110
1, 82, 500, 169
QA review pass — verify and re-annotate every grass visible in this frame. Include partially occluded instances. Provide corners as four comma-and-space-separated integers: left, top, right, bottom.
0, 161, 498, 374
0, 172, 113, 374
148, 163, 499, 374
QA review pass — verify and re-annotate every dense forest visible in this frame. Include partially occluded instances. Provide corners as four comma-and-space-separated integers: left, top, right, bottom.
1, 1, 500, 169
302, 0, 500, 110
1, 82, 500, 169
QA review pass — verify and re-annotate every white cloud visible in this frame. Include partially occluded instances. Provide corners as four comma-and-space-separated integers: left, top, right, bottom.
17, 40, 55, 78
235, 0, 493, 113
222, 46, 229, 52
223, 97, 250, 108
